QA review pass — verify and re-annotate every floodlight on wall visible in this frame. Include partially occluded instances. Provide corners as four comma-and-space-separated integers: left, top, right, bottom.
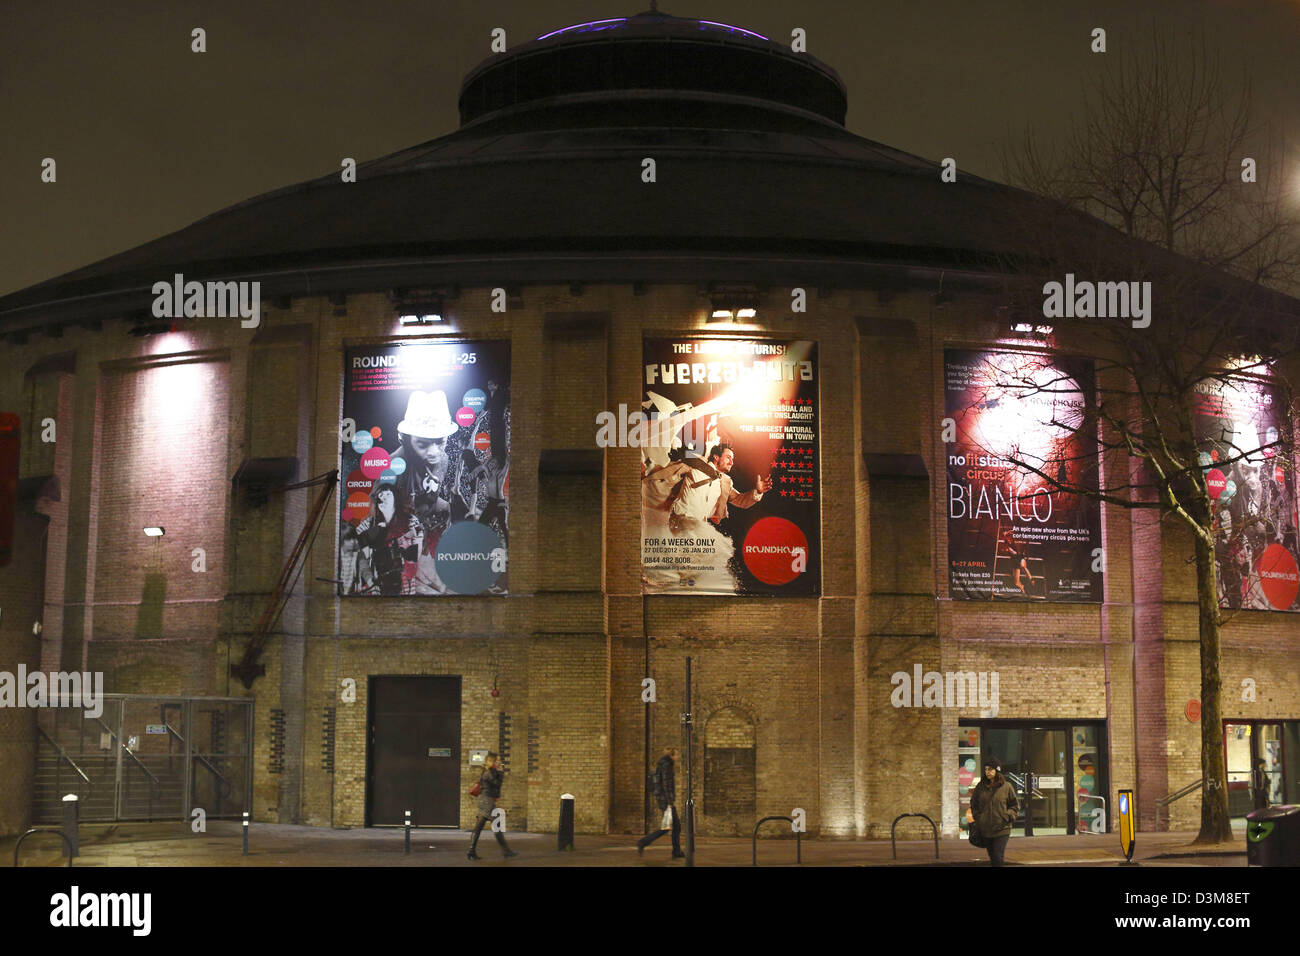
1010, 322, 1053, 339
708, 284, 761, 323
399, 313, 441, 325
143, 526, 165, 537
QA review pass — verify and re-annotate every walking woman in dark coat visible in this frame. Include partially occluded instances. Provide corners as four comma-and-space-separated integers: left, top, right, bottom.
636, 747, 683, 858
969, 757, 1019, 866
468, 752, 517, 860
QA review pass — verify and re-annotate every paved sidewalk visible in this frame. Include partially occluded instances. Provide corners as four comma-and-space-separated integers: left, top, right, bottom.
2, 822, 1248, 867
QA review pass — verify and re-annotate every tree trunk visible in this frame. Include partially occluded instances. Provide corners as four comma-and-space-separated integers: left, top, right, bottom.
1193, 531, 1232, 843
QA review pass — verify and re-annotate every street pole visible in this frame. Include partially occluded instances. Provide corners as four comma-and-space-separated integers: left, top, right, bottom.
684, 655, 695, 866
644, 597, 650, 834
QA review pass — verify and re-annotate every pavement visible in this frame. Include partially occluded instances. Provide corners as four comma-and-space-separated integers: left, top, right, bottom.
1, 821, 1249, 867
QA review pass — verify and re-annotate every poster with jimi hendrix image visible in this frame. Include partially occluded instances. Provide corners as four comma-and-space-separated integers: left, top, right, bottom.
339, 341, 509, 596
945, 349, 1101, 602
640, 338, 819, 596
1194, 376, 1300, 612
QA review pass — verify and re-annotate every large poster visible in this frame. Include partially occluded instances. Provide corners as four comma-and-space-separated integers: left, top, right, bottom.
339, 341, 509, 596
640, 338, 819, 596
945, 349, 1101, 602
1194, 377, 1300, 611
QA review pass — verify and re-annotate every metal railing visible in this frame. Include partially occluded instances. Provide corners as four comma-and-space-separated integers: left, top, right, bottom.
90, 716, 164, 821
35, 726, 92, 798
32, 695, 253, 824
751, 816, 803, 866
891, 813, 939, 860
13, 828, 75, 867
1156, 778, 1202, 830
1076, 794, 1107, 834
164, 722, 235, 802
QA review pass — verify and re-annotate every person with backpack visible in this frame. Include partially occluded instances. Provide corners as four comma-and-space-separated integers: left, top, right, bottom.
636, 747, 683, 858
968, 757, 1019, 866
467, 752, 517, 860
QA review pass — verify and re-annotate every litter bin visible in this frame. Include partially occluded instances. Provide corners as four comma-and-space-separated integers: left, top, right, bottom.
1245, 805, 1300, 866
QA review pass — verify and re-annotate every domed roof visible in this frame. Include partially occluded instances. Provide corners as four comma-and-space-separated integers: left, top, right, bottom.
0, 8, 1073, 331
458, 8, 848, 132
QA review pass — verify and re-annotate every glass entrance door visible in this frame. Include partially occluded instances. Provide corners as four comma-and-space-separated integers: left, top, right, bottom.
957, 720, 1107, 835
1225, 721, 1286, 817
1024, 728, 1070, 833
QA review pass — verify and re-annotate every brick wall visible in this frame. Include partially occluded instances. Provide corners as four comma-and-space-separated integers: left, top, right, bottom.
0, 283, 1295, 840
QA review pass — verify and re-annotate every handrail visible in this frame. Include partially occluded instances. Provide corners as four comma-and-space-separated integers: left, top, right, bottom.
1156, 778, 1203, 806
164, 723, 234, 798
1156, 777, 1204, 829
751, 816, 802, 866
13, 828, 75, 867
1005, 772, 1044, 800
891, 813, 939, 860
1076, 793, 1107, 835
36, 726, 91, 787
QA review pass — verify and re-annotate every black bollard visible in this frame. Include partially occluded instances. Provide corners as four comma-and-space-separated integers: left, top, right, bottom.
404, 810, 411, 853
558, 793, 575, 851
242, 811, 249, 856
61, 794, 79, 859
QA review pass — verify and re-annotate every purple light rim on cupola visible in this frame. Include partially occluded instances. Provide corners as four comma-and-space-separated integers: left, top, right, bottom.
536, 18, 628, 40
696, 20, 768, 40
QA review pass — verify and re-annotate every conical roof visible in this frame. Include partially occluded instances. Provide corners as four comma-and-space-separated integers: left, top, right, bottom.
0, 9, 1099, 329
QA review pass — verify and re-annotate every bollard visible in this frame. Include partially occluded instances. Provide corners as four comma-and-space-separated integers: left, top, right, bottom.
242, 811, 249, 856
61, 794, 79, 859
558, 793, 575, 851
404, 810, 411, 854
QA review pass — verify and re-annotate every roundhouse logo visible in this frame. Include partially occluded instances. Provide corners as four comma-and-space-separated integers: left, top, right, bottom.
1258, 543, 1299, 610
742, 517, 808, 585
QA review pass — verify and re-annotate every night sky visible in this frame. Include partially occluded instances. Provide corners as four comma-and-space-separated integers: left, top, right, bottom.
1, 0, 1296, 297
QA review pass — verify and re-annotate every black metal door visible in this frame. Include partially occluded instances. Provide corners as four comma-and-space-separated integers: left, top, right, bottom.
367, 676, 461, 827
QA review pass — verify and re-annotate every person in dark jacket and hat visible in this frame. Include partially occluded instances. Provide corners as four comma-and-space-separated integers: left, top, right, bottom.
969, 757, 1019, 866
636, 747, 683, 858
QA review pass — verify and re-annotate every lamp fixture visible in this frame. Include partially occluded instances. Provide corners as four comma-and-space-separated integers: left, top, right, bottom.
143, 526, 165, 537
707, 284, 762, 322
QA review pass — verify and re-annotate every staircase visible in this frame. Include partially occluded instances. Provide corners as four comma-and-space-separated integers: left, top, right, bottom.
32, 715, 187, 824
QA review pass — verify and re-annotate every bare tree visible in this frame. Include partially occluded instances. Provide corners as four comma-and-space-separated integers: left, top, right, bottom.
987, 29, 1300, 844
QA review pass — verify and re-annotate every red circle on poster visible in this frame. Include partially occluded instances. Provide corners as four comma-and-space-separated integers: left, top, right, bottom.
474, 432, 491, 452
741, 517, 809, 586
344, 491, 372, 523
1205, 469, 1227, 499
360, 447, 390, 479
1258, 543, 1300, 610
369, 426, 382, 439
1185, 700, 1201, 723
1275, 464, 1286, 484
344, 469, 374, 496
968, 730, 978, 746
